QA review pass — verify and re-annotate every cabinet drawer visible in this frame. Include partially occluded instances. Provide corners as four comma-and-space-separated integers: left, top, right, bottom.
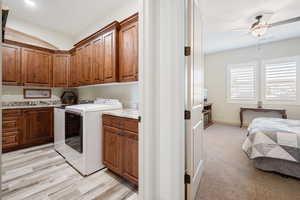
3, 135, 19, 147
3, 119, 19, 130
3, 109, 22, 118
123, 118, 138, 133
103, 115, 123, 128
3, 130, 19, 137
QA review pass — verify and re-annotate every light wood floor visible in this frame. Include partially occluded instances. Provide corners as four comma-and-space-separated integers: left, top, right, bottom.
196, 124, 300, 200
1, 144, 138, 200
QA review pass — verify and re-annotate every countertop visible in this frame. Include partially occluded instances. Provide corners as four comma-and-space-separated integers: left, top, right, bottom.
2, 104, 66, 110
102, 109, 139, 120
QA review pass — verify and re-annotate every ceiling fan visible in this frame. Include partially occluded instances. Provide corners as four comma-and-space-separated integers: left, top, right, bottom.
233, 12, 300, 38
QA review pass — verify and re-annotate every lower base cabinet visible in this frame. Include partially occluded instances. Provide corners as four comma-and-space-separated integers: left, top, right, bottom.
2, 108, 54, 153
102, 115, 138, 185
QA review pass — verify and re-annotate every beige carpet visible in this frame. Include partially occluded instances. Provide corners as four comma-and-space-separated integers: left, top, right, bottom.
196, 124, 300, 200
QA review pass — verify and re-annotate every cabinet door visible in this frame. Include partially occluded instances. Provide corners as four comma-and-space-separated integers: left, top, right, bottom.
2, 109, 22, 152
69, 52, 78, 87
103, 30, 117, 83
53, 54, 70, 87
119, 20, 138, 82
82, 43, 92, 85
92, 36, 104, 84
2, 44, 21, 85
122, 130, 138, 185
23, 108, 53, 145
103, 125, 122, 174
76, 47, 84, 85
22, 48, 53, 87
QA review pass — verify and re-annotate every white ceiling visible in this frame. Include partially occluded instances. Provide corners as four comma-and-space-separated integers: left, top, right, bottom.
4, 0, 300, 53
202, 0, 300, 54
3, 0, 137, 38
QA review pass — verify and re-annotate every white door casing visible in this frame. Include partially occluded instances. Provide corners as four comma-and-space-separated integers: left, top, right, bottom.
185, 0, 205, 199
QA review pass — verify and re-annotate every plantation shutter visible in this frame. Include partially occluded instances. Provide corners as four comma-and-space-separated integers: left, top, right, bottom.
263, 60, 297, 101
229, 63, 257, 101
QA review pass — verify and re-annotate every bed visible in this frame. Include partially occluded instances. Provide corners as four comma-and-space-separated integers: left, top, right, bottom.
242, 117, 300, 179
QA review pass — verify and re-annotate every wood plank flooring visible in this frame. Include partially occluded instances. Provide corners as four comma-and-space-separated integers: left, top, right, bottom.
2, 144, 138, 200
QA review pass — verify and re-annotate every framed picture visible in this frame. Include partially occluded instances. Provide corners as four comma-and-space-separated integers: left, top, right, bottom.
23, 89, 52, 99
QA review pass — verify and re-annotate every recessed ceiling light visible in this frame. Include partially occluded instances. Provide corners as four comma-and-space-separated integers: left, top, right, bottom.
24, 0, 36, 7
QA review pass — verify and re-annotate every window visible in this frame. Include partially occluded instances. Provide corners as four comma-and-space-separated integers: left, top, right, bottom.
262, 57, 299, 104
227, 62, 258, 103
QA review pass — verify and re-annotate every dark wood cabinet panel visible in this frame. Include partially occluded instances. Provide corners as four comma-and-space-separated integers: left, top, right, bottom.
103, 30, 118, 83
102, 115, 138, 185
2, 108, 54, 152
69, 52, 78, 87
103, 125, 123, 174
119, 15, 138, 82
23, 108, 53, 145
53, 54, 70, 87
122, 130, 138, 185
92, 36, 104, 84
2, 44, 22, 85
2, 109, 22, 152
22, 48, 53, 87
77, 43, 92, 85
76, 47, 84, 85
82, 43, 93, 85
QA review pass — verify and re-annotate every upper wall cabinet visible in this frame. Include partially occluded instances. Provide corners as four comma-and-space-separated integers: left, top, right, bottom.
103, 28, 118, 83
92, 36, 104, 84
77, 22, 119, 85
2, 44, 22, 86
119, 14, 139, 82
2, 13, 138, 88
53, 54, 70, 87
69, 52, 78, 87
76, 43, 93, 85
22, 48, 53, 87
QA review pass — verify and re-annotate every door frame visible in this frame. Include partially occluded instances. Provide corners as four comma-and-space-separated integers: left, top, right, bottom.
138, 0, 186, 199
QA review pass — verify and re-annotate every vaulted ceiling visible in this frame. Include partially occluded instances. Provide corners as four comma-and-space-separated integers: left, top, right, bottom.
4, 0, 300, 53
3, 0, 137, 38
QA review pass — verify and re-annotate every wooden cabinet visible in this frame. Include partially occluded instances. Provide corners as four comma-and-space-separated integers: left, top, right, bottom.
22, 48, 53, 87
2, 110, 22, 152
2, 13, 138, 88
92, 36, 104, 84
103, 126, 123, 174
2, 108, 54, 152
77, 43, 92, 85
23, 108, 53, 145
119, 14, 138, 82
69, 52, 78, 87
102, 30, 118, 83
53, 54, 70, 87
2, 44, 22, 85
122, 130, 138, 184
102, 115, 138, 185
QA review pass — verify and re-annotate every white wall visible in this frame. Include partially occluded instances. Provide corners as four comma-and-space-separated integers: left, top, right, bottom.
205, 37, 300, 126
74, 2, 138, 43
6, 17, 74, 50
77, 83, 139, 108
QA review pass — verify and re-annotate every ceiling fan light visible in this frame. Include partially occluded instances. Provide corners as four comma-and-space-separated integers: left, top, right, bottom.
251, 25, 268, 37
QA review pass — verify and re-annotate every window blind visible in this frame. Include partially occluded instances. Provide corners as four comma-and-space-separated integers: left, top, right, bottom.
229, 64, 256, 101
264, 61, 297, 101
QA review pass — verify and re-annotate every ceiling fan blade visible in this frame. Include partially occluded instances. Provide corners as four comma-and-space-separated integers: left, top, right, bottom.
231, 27, 249, 32
270, 16, 300, 27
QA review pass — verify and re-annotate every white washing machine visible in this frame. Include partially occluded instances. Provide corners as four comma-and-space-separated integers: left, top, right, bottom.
54, 107, 65, 155
60, 99, 122, 176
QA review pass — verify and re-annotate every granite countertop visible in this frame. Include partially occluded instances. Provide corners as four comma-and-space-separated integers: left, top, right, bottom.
103, 109, 139, 119
2, 104, 66, 110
